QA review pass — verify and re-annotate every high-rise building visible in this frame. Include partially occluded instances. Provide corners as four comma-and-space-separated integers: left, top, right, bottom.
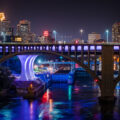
0, 20, 13, 35
112, 22, 120, 42
0, 13, 13, 42
17, 20, 30, 34
88, 32, 101, 43
17, 20, 35, 43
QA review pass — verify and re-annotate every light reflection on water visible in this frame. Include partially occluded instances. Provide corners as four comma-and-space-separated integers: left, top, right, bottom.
0, 81, 120, 120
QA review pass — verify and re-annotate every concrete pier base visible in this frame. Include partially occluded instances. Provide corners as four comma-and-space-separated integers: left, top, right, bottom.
99, 96, 116, 120
98, 96, 116, 103
18, 55, 38, 81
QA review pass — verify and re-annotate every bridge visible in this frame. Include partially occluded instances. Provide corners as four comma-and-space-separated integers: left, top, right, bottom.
0, 43, 120, 99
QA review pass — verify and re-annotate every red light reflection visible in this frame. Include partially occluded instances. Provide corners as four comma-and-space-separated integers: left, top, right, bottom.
94, 79, 99, 82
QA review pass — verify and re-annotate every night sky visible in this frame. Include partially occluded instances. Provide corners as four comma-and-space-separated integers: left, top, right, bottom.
0, 0, 120, 41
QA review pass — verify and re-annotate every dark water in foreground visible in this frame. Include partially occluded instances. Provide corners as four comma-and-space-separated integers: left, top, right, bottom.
0, 79, 120, 120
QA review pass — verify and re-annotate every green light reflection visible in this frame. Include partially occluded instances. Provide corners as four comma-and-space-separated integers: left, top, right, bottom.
68, 85, 72, 101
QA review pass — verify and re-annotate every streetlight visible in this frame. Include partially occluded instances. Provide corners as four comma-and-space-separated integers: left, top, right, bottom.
80, 29, 84, 42
38, 60, 41, 64
106, 29, 109, 43
53, 30, 57, 43
1, 32, 6, 43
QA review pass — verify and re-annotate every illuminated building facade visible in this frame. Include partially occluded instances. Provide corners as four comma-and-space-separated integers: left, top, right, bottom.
14, 36, 22, 42
0, 13, 13, 42
112, 22, 120, 42
17, 20, 36, 43
88, 32, 101, 43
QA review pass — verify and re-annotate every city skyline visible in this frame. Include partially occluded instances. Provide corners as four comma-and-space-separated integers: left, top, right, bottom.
0, 1, 120, 119
0, 0, 120, 41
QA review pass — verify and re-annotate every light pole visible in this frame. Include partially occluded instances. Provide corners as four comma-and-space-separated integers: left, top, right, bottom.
53, 30, 57, 43
106, 29, 109, 43
38, 60, 41, 64
1, 32, 6, 43
80, 29, 84, 42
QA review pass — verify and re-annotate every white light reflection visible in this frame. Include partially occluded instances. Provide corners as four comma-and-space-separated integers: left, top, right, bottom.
38, 89, 53, 120
49, 99, 53, 112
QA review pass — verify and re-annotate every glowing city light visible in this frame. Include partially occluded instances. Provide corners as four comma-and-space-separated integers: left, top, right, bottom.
30, 83, 33, 89
80, 29, 84, 40
42, 91, 48, 103
43, 30, 49, 37
53, 30, 57, 34
113, 56, 116, 60
80, 29, 83, 33
94, 79, 98, 82
75, 40, 79, 44
49, 99, 53, 112
47, 67, 53, 73
53, 30, 57, 43
60, 56, 63, 60
34, 65, 38, 69
106, 29, 109, 33
38, 60, 41, 64
106, 29, 109, 43
0, 13, 5, 21
68, 85, 72, 101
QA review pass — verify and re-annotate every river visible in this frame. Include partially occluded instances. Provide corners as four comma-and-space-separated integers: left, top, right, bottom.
0, 76, 120, 120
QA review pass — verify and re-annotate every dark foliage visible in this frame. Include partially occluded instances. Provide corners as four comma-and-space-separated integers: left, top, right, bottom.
0, 67, 15, 90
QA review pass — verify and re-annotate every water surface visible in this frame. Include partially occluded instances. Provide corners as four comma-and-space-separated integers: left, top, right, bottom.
0, 78, 120, 120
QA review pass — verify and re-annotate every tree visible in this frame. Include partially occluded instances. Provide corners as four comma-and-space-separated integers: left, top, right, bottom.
0, 67, 15, 91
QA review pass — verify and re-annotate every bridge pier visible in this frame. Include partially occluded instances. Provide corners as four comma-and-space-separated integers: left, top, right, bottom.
100, 45, 116, 100
18, 55, 37, 81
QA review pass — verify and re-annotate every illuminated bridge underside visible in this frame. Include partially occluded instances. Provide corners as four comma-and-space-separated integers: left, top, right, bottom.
18, 55, 37, 81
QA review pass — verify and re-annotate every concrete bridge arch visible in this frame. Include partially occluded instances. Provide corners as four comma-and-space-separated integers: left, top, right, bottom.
0, 50, 100, 82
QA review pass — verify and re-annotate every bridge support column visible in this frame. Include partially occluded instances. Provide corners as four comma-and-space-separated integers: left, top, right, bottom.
100, 45, 115, 100
18, 55, 38, 81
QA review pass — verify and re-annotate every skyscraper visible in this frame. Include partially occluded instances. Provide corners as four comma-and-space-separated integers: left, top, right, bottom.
17, 20, 35, 43
0, 13, 13, 42
112, 22, 120, 42
0, 20, 12, 35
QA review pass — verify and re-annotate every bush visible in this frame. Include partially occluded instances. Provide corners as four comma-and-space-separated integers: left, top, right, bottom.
0, 67, 15, 91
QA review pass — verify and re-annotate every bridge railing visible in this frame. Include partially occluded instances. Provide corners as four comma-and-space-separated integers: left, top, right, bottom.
0, 43, 120, 54
0, 44, 103, 54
